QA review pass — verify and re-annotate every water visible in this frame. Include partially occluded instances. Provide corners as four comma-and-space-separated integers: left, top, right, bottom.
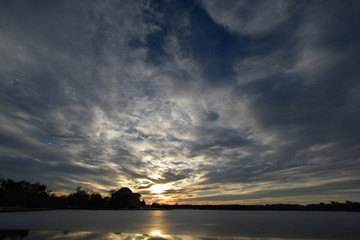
0, 210, 359, 239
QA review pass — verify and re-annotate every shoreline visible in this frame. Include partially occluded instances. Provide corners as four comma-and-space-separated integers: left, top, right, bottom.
1, 207, 360, 213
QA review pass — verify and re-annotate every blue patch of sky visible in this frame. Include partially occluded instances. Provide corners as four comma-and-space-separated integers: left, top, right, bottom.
186, 3, 242, 86
172, 180, 183, 186
180, 1, 300, 88
168, 135, 183, 143
143, 149, 155, 154
166, 135, 196, 150
224, 188, 240, 192
125, 128, 138, 134
171, 161, 184, 166
240, 185, 260, 192
143, 1, 251, 86
143, 0, 173, 65
197, 190, 222, 196
144, 28, 168, 64
205, 111, 219, 122
29, 133, 58, 147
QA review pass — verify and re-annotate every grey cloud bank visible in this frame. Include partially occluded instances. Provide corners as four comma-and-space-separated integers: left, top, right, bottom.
1, 0, 360, 203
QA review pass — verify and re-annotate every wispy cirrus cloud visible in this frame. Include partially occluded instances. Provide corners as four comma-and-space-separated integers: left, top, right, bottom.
1, 0, 360, 204
199, 0, 294, 36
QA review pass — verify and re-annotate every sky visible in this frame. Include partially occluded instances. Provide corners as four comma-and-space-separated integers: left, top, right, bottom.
1, 0, 360, 204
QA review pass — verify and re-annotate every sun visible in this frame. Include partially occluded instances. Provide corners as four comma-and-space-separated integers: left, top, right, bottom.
150, 230, 162, 236
150, 184, 169, 194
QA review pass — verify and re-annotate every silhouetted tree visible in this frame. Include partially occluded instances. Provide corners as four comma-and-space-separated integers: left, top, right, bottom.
0, 178, 49, 208
67, 187, 91, 208
89, 192, 104, 208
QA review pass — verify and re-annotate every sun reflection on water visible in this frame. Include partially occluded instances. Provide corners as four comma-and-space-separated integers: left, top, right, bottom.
0, 230, 322, 240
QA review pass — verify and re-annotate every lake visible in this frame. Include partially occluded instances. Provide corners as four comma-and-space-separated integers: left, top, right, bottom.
0, 210, 359, 239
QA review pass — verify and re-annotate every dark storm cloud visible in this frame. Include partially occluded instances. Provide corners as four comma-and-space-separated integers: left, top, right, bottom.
1, 0, 360, 202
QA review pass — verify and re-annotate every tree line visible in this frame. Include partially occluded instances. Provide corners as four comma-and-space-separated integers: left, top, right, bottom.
151, 201, 360, 212
0, 178, 145, 210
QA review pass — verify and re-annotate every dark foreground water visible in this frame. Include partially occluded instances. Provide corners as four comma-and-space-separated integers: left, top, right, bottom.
0, 210, 359, 239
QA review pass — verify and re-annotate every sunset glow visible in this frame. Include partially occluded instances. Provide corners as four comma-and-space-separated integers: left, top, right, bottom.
150, 184, 170, 194
150, 230, 162, 236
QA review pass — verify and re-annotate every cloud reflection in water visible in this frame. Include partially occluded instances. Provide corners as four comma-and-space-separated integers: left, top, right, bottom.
0, 230, 301, 240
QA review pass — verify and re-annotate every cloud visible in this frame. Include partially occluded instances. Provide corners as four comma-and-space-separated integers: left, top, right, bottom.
1, 1, 360, 203
0, 0, 162, 191
182, 178, 360, 202
150, 169, 190, 184
199, 0, 294, 36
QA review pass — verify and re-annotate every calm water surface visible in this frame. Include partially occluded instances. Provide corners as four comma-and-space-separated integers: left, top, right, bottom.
0, 210, 359, 239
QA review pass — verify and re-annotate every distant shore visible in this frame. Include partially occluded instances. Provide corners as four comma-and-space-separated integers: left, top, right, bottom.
150, 201, 360, 212
2, 201, 360, 212
0, 206, 172, 212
